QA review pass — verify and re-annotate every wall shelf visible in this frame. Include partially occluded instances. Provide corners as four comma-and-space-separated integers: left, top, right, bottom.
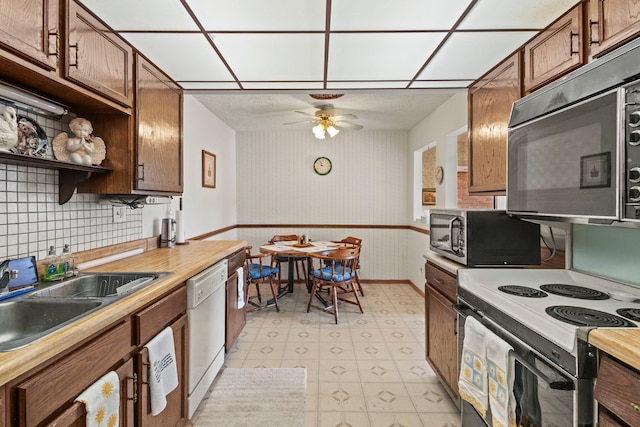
0, 152, 112, 204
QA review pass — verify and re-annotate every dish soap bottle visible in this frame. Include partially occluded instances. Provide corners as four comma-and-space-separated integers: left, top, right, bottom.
42, 246, 59, 281
57, 244, 71, 278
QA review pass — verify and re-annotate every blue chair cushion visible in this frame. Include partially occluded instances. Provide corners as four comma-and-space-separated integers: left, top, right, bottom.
312, 266, 352, 282
248, 263, 279, 279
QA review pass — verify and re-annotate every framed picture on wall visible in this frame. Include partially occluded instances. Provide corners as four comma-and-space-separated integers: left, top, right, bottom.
422, 188, 436, 205
202, 150, 216, 188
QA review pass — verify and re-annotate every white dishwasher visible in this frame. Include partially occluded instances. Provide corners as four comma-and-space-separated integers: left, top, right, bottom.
187, 259, 228, 418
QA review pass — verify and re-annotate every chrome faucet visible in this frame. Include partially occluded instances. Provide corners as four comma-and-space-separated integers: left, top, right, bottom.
0, 260, 18, 294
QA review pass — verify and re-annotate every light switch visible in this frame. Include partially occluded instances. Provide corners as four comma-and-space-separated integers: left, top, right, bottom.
113, 206, 126, 223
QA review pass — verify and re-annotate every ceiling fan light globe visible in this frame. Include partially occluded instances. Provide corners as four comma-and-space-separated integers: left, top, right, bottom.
327, 126, 339, 138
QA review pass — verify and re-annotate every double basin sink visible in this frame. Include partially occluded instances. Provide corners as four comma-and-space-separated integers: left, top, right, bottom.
0, 272, 170, 351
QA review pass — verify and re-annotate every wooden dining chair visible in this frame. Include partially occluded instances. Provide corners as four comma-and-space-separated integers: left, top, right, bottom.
270, 234, 308, 287
244, 246, 280, 312
333, 236, 364, 296
307, 246, 363, 324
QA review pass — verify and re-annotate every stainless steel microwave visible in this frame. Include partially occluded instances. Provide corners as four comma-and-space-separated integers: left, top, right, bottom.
507, 36, 640, 226
429, 209, 540, 266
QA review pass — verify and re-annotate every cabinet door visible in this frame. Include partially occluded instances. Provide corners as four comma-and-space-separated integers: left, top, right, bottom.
14, 320, 133, 427
599, 406, 627, 427
523, 5, 585, 93
468, 51, 521, 194
595, 354, 640, 426
589, 0, 640, 57
0, 0, 59, 70
226, 270, 247, 352
137, 314, 188, 427
43, 358, 135, 427
65, 0, 133, 107
135, 54, 183, 194
426, 285, 459, 406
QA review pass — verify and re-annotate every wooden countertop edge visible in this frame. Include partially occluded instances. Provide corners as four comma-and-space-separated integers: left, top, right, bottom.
588, 328, 640, 371
0, 240, 247, 386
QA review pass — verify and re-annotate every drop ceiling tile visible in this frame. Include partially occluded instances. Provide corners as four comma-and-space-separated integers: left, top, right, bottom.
410, 81, 474, 88
120, 33, 234, 81
79, 0, 197, 30
417, 31, 537, 80
179, 82, 241, 90
327, 81, 410, 89
331, 0, 473, 30
186, 0, 325, 30
328, 33, 446, 81
241, 82, 325, 89
213, 34, 325, 81
459, 0, 580, 29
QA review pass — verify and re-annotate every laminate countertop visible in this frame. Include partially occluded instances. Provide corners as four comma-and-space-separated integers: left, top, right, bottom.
589, 329, 640, 371
0, 240, 246, 386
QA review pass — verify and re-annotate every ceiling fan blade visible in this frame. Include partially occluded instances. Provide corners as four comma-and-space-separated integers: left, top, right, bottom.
294, 110, 315, 117
332, 114, 359, 121
334, 121, 363, 130
283, 119, 315, 125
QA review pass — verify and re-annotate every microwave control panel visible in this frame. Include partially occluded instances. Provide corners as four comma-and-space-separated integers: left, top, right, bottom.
624, 82, 640, 220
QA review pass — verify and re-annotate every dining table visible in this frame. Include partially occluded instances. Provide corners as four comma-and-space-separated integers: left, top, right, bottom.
259, 240, 342, 304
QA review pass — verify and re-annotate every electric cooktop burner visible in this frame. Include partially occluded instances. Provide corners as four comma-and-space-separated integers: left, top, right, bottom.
498, 285, 548, 298
617, 308, 640, 322
546, 306, 637, 327
539, 284, 610, 300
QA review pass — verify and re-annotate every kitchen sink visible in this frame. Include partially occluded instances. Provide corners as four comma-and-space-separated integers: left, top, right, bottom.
0, 299, 104, 351
30, 272, 170, 298
0, 271, 171, 351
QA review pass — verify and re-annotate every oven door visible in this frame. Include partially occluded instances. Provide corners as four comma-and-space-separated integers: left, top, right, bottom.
429, 212, 465, 264
455, 302, 592, 427
507, 87, 621, 222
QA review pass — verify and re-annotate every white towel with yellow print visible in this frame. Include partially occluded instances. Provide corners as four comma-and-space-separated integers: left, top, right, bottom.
458, 316, 489, 419
486, 329, 517, 427
75, 371, 119, 427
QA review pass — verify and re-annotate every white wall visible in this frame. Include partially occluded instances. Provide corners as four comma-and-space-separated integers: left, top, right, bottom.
409, 93, 468, 216
407, 93, 467, 290
142, 95, 238, 239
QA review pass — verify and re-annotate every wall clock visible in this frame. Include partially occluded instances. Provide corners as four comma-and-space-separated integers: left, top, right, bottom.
313, 156, 332, 175
434, 166, 444, 184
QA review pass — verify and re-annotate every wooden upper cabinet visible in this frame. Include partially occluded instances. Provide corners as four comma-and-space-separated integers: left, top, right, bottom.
65, 0, 133, 107
135, 54, 183, 194
468, 51, 521, 194
524, 4, 585, 93
0, 0, 59, 71
589, 0, 640, 57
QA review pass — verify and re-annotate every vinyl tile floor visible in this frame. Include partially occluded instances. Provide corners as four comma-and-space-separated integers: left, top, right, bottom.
194, 283, 461, 427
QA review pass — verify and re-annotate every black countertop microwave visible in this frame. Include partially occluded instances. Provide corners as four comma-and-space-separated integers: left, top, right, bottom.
429, 209, 540, 267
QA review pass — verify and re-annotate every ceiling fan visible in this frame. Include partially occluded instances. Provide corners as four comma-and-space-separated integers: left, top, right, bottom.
284, 103, 364, 139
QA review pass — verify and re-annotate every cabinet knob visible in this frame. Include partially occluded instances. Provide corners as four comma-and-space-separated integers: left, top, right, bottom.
48, 30, 59, 58
631, 402, 640, 413
630, 130, 640, 146
569, 31, 579, 55
629, 167, 640, 183
588, 19, 600, 45
629, 186, 640, 202
137, 164, 145, 181
630, 111, 640, 127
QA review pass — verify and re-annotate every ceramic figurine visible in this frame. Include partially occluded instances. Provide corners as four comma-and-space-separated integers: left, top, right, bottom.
0, 106, 18, 152
52, 117, 106, 165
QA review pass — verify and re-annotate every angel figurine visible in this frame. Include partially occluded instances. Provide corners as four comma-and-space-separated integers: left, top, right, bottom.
52, 117, 106, 165
0, 106, 18, 152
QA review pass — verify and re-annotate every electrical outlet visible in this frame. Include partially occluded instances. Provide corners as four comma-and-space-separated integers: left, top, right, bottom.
113, 206, 126, 223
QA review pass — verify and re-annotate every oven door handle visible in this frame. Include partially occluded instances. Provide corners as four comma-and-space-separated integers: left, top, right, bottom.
508, 351, 575, 391
454, 303, 575, 391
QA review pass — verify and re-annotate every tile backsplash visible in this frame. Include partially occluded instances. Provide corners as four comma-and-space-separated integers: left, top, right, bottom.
0, 101, 142, 262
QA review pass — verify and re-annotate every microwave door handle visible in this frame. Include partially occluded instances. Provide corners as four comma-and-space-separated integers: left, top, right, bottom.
449, 217, 461, 255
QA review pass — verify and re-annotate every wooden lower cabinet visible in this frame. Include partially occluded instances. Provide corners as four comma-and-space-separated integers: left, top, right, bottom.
595, 353, 640, 427
136, 315, 188, 427
226, 249, 247, 352
11, 320, 134, 427
6, 284, 189, 427
425, 261, 460, 407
